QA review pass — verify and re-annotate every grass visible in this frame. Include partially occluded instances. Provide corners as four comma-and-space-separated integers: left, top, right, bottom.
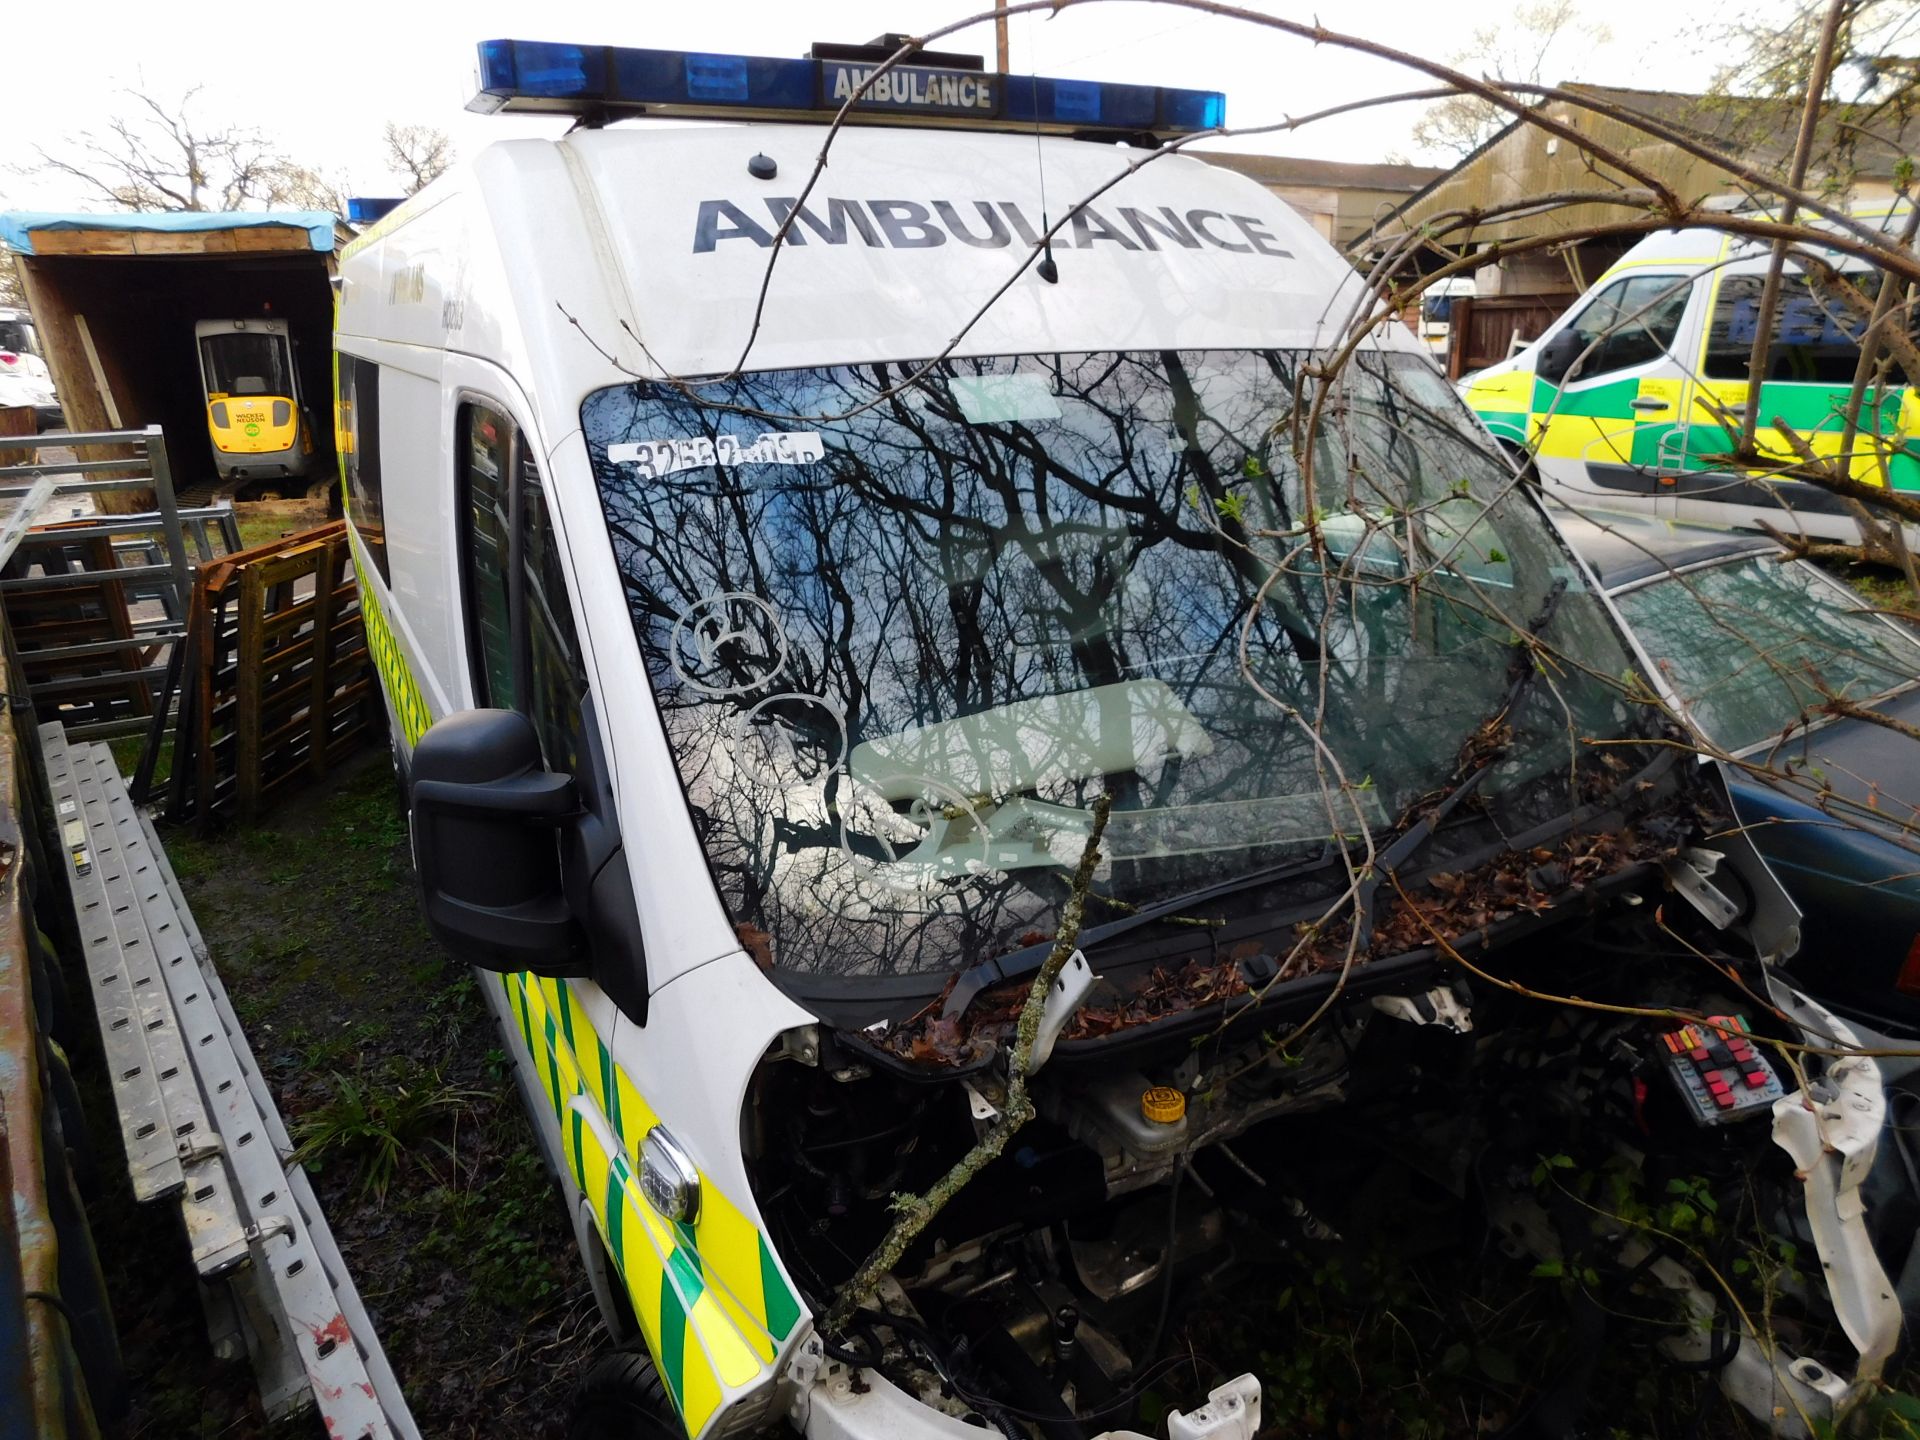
106, 733, 169, 789
1840, 563, 1918, 612
291, 1066, 475, 1203
232, 496, 332, 553
415, 1147, 571, 1312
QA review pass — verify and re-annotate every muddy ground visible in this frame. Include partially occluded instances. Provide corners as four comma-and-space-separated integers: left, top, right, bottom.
88, 745, 598, 1438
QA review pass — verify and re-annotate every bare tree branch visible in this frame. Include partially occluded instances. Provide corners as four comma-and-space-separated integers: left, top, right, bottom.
383, 123, 454, 195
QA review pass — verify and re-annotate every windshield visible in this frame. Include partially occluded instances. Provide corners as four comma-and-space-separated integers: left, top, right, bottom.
582, 349, 1641, 982
1614, 557, 1920, 752
200, 331, 291, 398
0, 316, 39, 359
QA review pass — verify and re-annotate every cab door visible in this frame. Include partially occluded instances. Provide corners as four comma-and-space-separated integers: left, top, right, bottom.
445, 391, 795, 1428
1531, 273, 1696, 515
1675, 266, 1920, 537
450, 389, 629, 1257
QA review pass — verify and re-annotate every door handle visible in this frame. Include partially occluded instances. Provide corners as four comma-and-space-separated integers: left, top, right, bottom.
1630, 397, 1668, 412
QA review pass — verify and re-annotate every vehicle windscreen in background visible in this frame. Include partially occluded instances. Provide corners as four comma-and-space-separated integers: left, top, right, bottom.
1614, 557, 1920, 752
0, 316, 40, 359
200, 332, 291, 397
582, 350, 1641, 981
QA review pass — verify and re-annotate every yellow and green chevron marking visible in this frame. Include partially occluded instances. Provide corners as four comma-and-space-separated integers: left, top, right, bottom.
500, 971, 804, 1436
1467, 369, 1920, 491
350, 553, 432, 747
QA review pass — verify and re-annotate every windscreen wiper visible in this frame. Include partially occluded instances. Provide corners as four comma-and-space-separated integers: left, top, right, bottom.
939, 840, 1346, 1020
1349, 576, 1569, 935
940, 578, 1571, 1022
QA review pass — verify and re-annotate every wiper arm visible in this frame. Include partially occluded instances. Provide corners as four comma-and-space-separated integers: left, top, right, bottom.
941, 579, 1570, 1023
1351, 576, 1569, 932
940, 842, 1344, 1020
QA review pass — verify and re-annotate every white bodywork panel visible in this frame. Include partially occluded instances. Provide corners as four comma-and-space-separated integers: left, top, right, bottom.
336, 121, 1418, 992
784, 1334, 1263, 1440
569, 126, 1374, 376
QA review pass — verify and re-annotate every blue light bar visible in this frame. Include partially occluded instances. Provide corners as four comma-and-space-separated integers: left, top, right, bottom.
345, 196, 404, 225
468, 39, 1226, 142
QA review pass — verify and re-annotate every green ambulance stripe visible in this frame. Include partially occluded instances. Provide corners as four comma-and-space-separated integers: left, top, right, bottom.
350, 556, 431, 746
1534, 374, 1638, 419
759, 1236, 802, 1340
658, 1272, 687, 1412
503, 971, 806, 1425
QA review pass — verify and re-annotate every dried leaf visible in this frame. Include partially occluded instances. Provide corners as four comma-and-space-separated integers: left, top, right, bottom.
735, 922, 775, 971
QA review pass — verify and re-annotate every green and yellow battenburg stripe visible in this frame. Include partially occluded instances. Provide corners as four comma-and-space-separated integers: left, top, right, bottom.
1464, 247, 1920, 495
352, 560, 432, 747
339, 507, 805, 1433
500, 972, 804, 1435
1463, 368, 1534, 448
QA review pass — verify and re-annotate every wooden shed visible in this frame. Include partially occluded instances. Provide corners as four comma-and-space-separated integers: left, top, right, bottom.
0, 211, 346, 499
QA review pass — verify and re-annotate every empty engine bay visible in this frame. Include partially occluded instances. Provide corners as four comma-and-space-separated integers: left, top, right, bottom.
747, 899, 1912, 1438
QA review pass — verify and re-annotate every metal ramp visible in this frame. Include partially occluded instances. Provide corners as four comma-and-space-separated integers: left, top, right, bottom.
1, 426, 235, 742
42, 722, 418, 1440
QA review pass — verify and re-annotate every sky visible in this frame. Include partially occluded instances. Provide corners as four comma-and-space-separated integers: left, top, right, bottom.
1, 0, 1794, 211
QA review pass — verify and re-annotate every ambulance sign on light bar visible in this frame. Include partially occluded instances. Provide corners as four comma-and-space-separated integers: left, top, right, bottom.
821, 61, 997, 118
469, 39, 1226, 143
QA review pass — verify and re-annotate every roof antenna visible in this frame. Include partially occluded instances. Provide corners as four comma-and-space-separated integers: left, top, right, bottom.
1025, 12, 1059, 284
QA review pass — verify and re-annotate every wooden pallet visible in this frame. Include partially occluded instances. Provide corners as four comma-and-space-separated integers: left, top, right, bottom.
168, 521, 374, 827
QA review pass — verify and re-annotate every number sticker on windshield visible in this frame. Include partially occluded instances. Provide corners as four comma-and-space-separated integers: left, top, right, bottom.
609, 431, 824, 477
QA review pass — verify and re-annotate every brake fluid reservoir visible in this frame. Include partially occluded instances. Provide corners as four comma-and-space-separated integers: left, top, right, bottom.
1079, 1072, 1189, 1156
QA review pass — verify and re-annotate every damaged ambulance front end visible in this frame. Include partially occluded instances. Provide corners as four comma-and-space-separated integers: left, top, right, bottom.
374, 114, 1916, 1439
576, 340, 1905, 1437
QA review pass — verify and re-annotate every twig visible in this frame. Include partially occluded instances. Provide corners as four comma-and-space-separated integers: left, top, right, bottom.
823, 793, 1113, 1333
1735, 0, 1852, 461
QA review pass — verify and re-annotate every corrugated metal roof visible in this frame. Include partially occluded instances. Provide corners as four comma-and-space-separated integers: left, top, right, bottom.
1365, 85, 1920, 255
1199, 152, 1448, 192
0, 210, 339, 256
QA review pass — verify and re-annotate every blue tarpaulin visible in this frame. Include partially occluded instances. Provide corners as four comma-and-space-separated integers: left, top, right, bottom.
0, 210, 338, 256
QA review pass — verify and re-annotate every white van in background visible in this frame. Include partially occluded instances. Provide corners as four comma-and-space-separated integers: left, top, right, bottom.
0, 305, 62, 430
1416, 275, 1475, 358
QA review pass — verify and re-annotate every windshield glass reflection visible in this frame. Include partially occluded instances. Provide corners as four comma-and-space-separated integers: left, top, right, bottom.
582, 349, 1638, 980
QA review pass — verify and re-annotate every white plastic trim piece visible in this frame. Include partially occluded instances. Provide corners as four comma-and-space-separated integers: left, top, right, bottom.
788, 1330, 1262, 1440
1162, 1374, 1263, 1440
1029, 949, 1097, 1074
1765, 980, 1901, 1397
791, 1336, 987, 1440
1370, 987, 1474, 1033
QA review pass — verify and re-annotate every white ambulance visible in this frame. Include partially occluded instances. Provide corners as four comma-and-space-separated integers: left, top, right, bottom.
336, 36, 1904, 1440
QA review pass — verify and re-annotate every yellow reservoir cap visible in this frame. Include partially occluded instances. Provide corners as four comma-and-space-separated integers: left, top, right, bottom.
1141, 1086, 1186, 1125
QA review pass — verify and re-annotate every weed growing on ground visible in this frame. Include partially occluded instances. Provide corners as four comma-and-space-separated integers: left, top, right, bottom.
292, 1066, 474, 1203
1834, 559, 1919, 614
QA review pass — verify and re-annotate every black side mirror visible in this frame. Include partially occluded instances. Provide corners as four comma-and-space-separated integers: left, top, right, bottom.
410, 709, 587, 975
1537, 329, 1585, 385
